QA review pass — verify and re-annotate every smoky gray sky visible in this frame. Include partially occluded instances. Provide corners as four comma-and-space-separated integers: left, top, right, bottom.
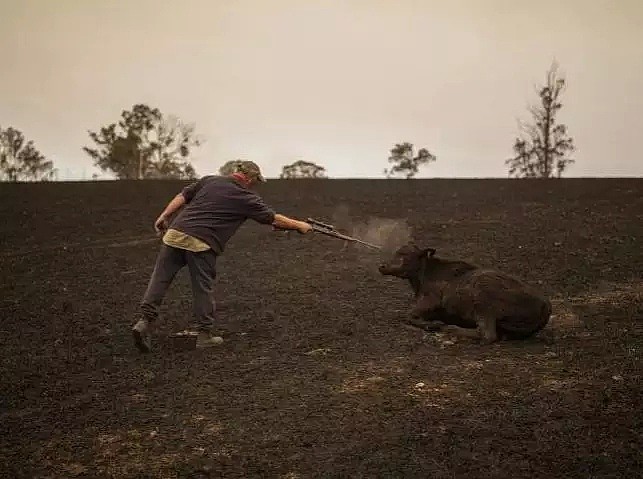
2, 0, 642, 179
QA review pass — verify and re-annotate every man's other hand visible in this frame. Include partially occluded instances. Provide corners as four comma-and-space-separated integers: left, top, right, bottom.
154, 215, 168, 234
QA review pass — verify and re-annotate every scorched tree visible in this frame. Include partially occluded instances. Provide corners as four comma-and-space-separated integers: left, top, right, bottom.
83, 104, 201, 180
0, 126, 57, 182
506, 61, 575, 178
385, 142, 436, 179
280, 160, 327, 179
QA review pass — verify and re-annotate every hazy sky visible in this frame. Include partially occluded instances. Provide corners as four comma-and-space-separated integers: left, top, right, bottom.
2, 0, 642, 179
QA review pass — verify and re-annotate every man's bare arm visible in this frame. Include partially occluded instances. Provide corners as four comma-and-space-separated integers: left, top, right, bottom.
154, 193, 187, 233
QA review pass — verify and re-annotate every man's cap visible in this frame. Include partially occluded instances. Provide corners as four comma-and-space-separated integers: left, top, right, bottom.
236, 160, 266, 182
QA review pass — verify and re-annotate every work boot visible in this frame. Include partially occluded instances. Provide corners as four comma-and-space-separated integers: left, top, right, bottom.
132, 318, 153, 353
196, 331, 224, 349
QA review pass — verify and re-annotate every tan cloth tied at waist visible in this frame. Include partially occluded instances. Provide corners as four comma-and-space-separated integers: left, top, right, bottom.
162, 228, 211, 252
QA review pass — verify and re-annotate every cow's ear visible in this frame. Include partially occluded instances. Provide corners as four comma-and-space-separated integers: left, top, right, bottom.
423, 247, 436, 257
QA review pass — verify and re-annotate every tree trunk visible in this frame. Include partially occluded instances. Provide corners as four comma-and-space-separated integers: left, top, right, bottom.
543, 97, 551, 178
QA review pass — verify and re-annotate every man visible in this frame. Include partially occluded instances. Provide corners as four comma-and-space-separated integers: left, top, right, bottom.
131, 161, 312, 353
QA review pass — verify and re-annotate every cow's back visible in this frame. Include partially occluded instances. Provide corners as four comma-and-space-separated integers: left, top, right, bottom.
465, 269, 550, 337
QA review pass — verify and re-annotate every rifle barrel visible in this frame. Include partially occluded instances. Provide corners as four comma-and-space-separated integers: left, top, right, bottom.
352, 238, 382, 250
310, 224, 382, 250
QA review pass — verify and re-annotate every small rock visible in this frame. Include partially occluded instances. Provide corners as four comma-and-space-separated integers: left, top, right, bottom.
64, 463, 88, 476
612, 375, 624, 382
414, 382, 425, 389
305, 348, 331, 356
366, 376, 385, 383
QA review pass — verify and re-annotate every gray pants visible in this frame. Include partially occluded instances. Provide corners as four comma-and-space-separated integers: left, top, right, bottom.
140, 244, 218, 331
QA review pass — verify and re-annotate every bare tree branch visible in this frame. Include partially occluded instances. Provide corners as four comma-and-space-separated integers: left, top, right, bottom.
506, 61, 575, 178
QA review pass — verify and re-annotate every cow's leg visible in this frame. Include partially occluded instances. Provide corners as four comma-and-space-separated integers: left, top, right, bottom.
411, 292, 441, 318
410, 303, 426, 320
404, 311, 443, 332
477, 315, 498, 344
407, 293, 445, 332
442, 325, 480, 338
403, 317, 441, 332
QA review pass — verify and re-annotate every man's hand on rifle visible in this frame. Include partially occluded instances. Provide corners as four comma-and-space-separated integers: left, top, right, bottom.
272, 214, 312, 234
296, 221, 313, 234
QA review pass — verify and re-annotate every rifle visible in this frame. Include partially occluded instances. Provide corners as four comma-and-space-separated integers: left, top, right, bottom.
274, 217, 381, 250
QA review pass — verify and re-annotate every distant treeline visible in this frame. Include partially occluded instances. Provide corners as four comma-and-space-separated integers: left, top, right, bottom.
1, 61, 573, 182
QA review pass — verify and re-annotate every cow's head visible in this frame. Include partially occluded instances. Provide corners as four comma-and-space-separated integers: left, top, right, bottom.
378, 243, 436, 278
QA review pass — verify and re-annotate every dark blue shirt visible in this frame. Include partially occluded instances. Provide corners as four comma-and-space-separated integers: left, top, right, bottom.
169, 175, 276, 254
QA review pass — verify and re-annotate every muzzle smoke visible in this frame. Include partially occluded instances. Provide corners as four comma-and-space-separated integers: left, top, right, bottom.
331, 205, 412, 253
351, 217, 412, 252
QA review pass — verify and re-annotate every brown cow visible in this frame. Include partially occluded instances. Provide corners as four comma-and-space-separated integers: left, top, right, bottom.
378, 244, 551, 343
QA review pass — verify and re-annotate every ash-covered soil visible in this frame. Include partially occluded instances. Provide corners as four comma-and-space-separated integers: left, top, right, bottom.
0, 178, 641, 478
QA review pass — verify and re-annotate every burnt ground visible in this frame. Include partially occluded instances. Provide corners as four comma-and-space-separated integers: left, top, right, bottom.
0, 178, 641, 478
